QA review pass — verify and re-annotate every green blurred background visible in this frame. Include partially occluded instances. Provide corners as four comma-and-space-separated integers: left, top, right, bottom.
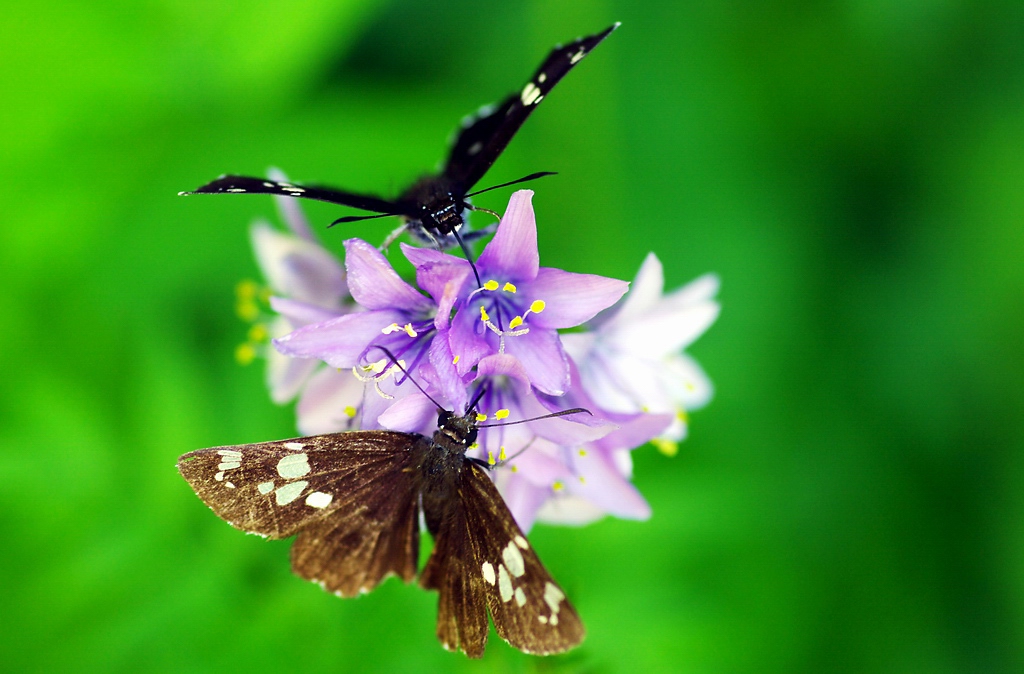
2, 0, 1023, 671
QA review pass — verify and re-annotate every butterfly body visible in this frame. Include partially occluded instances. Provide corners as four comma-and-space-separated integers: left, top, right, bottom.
180, 23, 619, 248
178, 410, 584, 657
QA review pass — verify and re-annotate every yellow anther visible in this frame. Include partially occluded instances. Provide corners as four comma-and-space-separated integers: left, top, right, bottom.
381, 323, 400, 334
578, 449, 587, 457
247, 323, 269, 343
236, 300, 259, 322
502, 282, 517, 293
579, 476, 586, 484
483, 280, 499, 291
258, 286, 273, 304
510, 465, 518, 473
475, 413, 487, 422
495, 409, 510, 420
403, 323, 418, 337
677, 409, 689, 423
652, 438, 679, 457
529, 300, 546, 314
552, 480, 564, 492
508, 316, 524, 329
234, 343, 257, 366
344, 406, 357, 418
499, 446, 507, 461
487, 450, 496, 466
235, 279, 259, 300
470, 443, 480, 450
480, 305, 490, 322
452, 355, 460, 365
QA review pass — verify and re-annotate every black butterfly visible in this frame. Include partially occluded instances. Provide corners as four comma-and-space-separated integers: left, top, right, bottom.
178, 407, 589, 657
179, 23, 619, 251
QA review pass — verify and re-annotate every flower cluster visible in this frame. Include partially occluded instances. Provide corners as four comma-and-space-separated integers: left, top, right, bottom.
244, 184, 718, 531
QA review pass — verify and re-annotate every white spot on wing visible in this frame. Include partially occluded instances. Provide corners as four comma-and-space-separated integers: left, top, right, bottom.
274, 480, 308, 505
225, 482, 235, 489
277, 453, 311, 479
257, 481, 274, 495
481, 562, 496, 585
514, 587, 527, 607
468, 141, 483, 155
515, 535, 529, 550
569, 47, 587, 64
214, 471, 224, 482
305, 491, 332, 509
544, 582, 565, 616
538, 72, 548, 83
217, 461, 241, 471
498, 564, 514, 603
520, 82, 542, 106
217, 450, 242, 458
283, 442, 305, 451
503, 541, 525, 577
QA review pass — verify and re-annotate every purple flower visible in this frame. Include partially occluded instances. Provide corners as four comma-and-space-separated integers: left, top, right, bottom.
403, 190, 628, 396
563, 253, 719, 454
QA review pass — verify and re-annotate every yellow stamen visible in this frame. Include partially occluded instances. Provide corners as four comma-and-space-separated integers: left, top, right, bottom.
510, 465, 518, 473
552, 480, 564, 492
403, 323, 418, 337
487, 450, 496, 466
235, 279, 258, 300
480, 305, 490, 322
502, 282, 517, 293
470, 443, 479, 451
495, 409, 510, 420
483, 280, 499, 291
677, 409, 689, 423
235, 300, 259, 322
344, 406, 357, 418
235, 343, 256, 366
579, 476, 586, 484
381, 323, 400, 334
578, 449, 587, 457
499, 446, 507, 461
508, 316, 524, 329
258, 286, 273, 304
247, 323, 269, 343
452, 354, 460, 365
529, 300, 546, 313
652, 438, 678, 457
475, 413, 487, 422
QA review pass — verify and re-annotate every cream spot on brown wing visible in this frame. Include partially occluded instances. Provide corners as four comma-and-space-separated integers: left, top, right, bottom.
538, 615, 548, 624
257, 481, 275, 495
274, 480, 308, 505
569, 47, 587, 64
514, 587, 527, 607
283, 442, 305, 451
217, 449, 242, 458
520, 82, 542, 106
498, 564, 514, 602
217, 461, 241, 471
305, 491, 332, 509
503, 541, 525, 577
514, 535, 529, 550
481, 561, 496, 585
544, 582, 565, 616
276, 453, 310, 479
214, 471, 224, 482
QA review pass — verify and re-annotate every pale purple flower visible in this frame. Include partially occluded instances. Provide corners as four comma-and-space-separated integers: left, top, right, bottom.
403, 190, 628, 396
563, 253, 719, 453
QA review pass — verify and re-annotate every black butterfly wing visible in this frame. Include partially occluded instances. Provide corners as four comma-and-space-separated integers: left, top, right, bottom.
443, 23, 619, 192
180, 175, 409, 217
178, 431, 422, 596
420, 463, 585, 658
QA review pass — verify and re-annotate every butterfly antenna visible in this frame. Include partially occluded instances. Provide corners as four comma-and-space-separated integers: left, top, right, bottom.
467, 384, 490, 416
366, 345, 446, 410
463, 172, 558, 198
477, 407, 592, 428
451, 227, 484, 288
329, 212, 396, 227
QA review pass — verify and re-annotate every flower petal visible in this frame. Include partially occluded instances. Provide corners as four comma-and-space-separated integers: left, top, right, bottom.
476, 190, 539, 281
526, 267, 629, 330
344, 238, 432, 312
448, 302, 492, 376
606, 252, 665, 326
502, 328, 569, 396
273, 310, 406, 368
251, 223, 347, 307
377, 392, 437, 433
296, 367, 364, 435
269, 296, 345, 328
428, 334, 469, 414
606, 295, 719, 356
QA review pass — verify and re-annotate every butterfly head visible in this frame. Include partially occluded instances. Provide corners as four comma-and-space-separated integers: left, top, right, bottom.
435, 409, 479, 451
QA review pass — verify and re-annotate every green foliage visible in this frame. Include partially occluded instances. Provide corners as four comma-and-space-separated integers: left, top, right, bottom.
2, 0, 1023, 671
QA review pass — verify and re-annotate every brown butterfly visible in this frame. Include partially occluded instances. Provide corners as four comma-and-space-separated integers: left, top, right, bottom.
178, 408, 587, 657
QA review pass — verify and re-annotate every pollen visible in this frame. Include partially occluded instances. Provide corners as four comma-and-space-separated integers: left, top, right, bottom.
403, 323, 418, 337
499, 446, 507, 461
495, 409, 510, 420
502, 282, 517, 293
487, 450, 496, 466
552, 480, 564, 492
578, 449, 587, 457
235, 343, 257, 366
381, 323, 401, 334
344, 406, 357, 418
677, 409, 689, 423
529, 300, 546, 313
235, 300, 259, 322
652, 438, 679, 457
483, 280, 499, 291
509, 316, 524, 329
452, 354, 460, 365
480, 305, 490, 322
511, 465, 518, 473
235, 279, 259, 300
579, 476, 586, 484
247, 323, 269, 343
476, 412, 488, 422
